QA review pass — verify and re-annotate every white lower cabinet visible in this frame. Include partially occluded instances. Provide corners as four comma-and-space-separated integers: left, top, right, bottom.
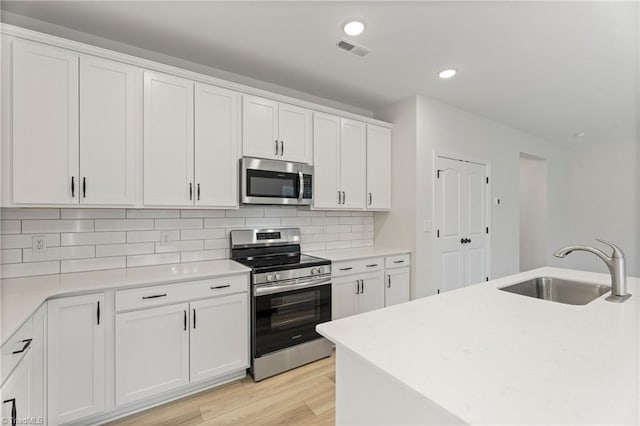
1, 350, 33, 426
385, 267, 411, 307
48, 294, 105, 425
190, 294, 249, 383
115, 303, 190, 406
115, 291, 249, 406
332, 271, 384, 320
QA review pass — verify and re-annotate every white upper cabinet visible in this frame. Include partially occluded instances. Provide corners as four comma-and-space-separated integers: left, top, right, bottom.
366, 125, 392, 210
48, 294, 105, 425
194, 83, 240, 208
12, 39, 79, 205
80, 56, 138, 205
312, 113, 341, 209
143, 71, 194, 206
242, 95, 312, 164
313, 114, 366, 210
339, 119, 366, 210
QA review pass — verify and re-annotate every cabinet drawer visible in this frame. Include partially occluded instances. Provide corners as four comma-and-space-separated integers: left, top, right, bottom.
385, 254, 410, 269
115, 274, 249, 312
1, 316, 34, 386
332, 257, 384, 277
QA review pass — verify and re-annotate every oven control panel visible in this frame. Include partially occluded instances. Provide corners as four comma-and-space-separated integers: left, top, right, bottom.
254, 264, 332, 285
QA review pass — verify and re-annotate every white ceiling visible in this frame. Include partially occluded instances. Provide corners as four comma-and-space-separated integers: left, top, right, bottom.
1, 1, 638, 145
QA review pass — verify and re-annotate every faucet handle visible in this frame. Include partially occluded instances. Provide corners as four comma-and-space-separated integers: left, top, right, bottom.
595, 238, 625, 258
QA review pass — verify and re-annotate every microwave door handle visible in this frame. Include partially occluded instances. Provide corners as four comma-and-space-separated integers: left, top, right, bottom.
298, 171, 304, 202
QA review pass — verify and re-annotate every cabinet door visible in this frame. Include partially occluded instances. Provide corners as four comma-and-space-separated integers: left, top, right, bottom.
242, 96, 278, 160
194, 83, 240, 207
80, 56, 138, 205
385, 268, 410, 307
1, 350, 32, 426
115, 303, 190, 406
359, 271, 385, 314
48, 294, 105, 424
339, 119, 366, 210
366, 125, 391, 210
313, 113, 341, 209
331, 275, 359, 320
12, 39, 79, 205
190, 294, 249, 383
278, 103, 312, 164
143, 71, 194, 206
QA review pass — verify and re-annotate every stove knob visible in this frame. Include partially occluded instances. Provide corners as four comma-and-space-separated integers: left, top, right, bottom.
274, 272, 282, 281
318, 266, 325, 274
266, 274, 274, 282
311, 267, 317, 275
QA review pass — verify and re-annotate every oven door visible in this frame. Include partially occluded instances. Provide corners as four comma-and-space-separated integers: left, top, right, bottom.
241, 157, 313, 205
253, 278, 331, 357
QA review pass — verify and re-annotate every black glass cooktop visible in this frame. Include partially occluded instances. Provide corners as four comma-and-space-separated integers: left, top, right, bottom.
235, 253, 329, 273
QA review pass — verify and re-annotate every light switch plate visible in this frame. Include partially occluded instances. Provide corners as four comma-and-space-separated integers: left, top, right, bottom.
159, 231, 172, 246
32, 235, 47, 253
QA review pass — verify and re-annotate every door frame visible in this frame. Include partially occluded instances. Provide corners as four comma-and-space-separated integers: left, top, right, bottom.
432, 150, 492, 288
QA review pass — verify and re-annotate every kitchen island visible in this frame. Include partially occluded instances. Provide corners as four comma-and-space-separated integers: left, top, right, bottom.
316, 267, 640, 425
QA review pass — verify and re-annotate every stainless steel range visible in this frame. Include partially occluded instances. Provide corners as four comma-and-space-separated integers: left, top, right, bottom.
230, 228, 333, 381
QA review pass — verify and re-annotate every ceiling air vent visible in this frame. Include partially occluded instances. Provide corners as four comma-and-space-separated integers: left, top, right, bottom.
336, 39, 371, 58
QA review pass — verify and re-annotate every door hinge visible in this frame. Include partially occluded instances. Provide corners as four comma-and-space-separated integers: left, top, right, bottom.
486, 176, 489, 184
436, 229, 440, 238
437, 289, 440, 294
486, 227, 489, 234
437, 169, 442, 178
486, 277, 489, 282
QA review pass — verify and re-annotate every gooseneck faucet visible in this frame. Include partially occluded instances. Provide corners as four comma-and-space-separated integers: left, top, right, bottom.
554, 239, 631, 303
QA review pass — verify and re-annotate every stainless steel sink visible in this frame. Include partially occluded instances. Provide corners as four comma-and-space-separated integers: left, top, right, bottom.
498, 277, 610, 305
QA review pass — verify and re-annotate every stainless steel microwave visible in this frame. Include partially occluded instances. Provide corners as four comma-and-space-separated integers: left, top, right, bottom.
240, 157, 313, 206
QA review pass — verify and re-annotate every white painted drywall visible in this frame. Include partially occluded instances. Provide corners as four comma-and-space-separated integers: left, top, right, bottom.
519, 154, 548, 271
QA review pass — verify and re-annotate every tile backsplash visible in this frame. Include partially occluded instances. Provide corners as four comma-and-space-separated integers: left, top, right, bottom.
0, 207, 374, 278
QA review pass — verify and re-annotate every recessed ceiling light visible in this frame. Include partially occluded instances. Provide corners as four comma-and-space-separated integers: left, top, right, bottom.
343, 20, 366, 36
438, 68, 457, 79
573, 132, 586, 138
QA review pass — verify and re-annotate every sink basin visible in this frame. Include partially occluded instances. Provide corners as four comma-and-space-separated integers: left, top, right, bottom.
498, 277, 610, 305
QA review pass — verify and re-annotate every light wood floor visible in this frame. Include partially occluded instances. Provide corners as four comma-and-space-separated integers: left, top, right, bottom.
107, 353, 336, 426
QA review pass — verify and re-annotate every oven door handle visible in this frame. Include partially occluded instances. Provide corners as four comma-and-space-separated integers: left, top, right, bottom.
254, 277, 331, 296
298, 171, 304, 202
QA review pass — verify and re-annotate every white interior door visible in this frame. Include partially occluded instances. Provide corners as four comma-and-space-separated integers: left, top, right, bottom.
339, 118, 366, 210
434, 158, 465, 293
80, 56, 137, 205
435, 156, 490, 293
464, 162, 489, 285
12, 39, 79, 205
143, 71, 194, 206
312, 113, 341, 209
278, 103, 311, 163
194, 83, 239, 207
242, 96, 278, 160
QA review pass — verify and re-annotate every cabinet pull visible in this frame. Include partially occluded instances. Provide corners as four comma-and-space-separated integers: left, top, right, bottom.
183, 310, 187, 331
193, 308, 196, 329
369, 192, 372, 205
342, 191, 346, 204
280, 140, 284, 156
393, 260, 405, 264
197, 183, 200, 201
97, 301, 100, 325
275, 140, 279, 156
82, 177, 87, 198
339, 267, 353, 271
211, 284, 230, 290
12, 338, 32, 355
355, 279, 360, 295
3, 398, 16, 426
361, 280, 365, 294
189, 183, 193, 200
366, 264, 378, 268
387, 275, 391, 288
142, 293, 167, 300
71, 176, 75, 198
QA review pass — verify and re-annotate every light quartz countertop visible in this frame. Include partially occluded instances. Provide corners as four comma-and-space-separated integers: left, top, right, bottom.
1, 260, 250, 345
307, 246, 410, 262
317, 267, 640, 424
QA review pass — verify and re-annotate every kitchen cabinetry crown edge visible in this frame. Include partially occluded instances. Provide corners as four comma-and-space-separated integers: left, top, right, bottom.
0, 23, 393, 129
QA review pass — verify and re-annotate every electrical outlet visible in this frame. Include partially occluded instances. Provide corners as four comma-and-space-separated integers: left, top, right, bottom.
32, 236, 47, 253
159, 231, 172, 246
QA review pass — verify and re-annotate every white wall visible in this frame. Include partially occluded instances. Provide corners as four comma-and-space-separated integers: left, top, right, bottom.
560, 139, 638, 276
519, 154, 548, 271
